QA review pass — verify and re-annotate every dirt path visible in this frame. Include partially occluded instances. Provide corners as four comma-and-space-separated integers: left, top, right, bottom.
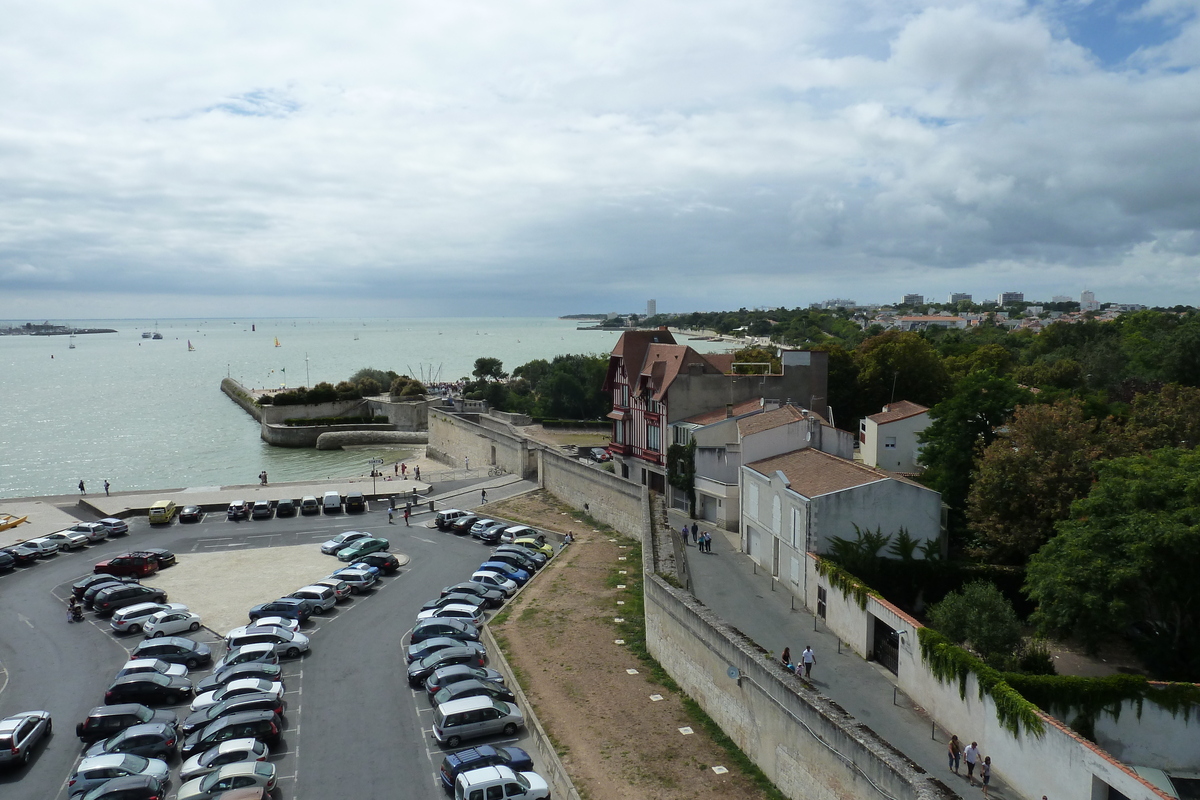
489, 491, 768, 800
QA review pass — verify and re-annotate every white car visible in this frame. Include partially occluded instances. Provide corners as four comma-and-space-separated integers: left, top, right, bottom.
21, 538, 60, 558
67, 521, 109, 542
115, 658, 189, 680
225, 626, 310, 659
143, 609, 203, 638
243, 615, 300, 634
329, 567, 376, 593
176, 760, 277, 800
178, 737, 269, 782
319, 530, 371, 555
455, 765, 550, 800
110, 603, 188, 634
416, 603, 485, 626
43, 530, 90, 550
470, 570, 518, 596
98, 517, 130, 535
68, 754, 171, 796
190, 678, 285, 712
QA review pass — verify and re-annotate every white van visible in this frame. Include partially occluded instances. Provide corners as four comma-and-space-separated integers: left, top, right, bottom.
455, 766, 549, 800
322, 492, 342, 513
288, 585, 337, 614
433, 695, 524, 748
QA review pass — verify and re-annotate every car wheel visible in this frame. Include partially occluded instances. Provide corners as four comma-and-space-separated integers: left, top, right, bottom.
186, 658, 199, 669
446, 735, 461, 748
285, 647, 300, 658
502, 723, 518, 736
152, 630, 165, 638
45, 719, 52, 734
311, 607, 325, 615
188, 621, 200, 632
129, 624, 142, 634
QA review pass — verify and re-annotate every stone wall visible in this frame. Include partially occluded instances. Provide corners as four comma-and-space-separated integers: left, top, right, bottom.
258, 398, 370, 425
366, 397, 432, 431
538, 448, 645, 538
221, 378, 262, 422
261, 423, 394, 448
427, 409, 531, 477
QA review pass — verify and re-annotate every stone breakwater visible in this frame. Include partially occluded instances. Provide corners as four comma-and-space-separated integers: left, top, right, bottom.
316, 430, 428, 450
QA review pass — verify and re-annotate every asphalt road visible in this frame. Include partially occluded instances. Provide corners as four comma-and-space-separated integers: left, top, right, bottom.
0, 493, 538, 800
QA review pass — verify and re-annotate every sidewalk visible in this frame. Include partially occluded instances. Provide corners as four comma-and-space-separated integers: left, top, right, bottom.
671, 510, 1023, 800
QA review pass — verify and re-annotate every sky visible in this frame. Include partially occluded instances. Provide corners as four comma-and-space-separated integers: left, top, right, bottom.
2, 0, 1198, 319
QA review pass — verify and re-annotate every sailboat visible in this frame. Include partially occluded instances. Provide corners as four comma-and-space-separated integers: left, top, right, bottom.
68, 333, 76, 349
188, 340, 195, 352
274, 337, 281, 347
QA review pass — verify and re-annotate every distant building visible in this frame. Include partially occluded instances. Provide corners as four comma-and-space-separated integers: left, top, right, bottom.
998, 292, 1024, 305
606, 311, 619, 319
1051, 295, 1072, 304
1080, 291, 1100, 312
1026, 306, 1044, 316
814, 298, 857, 310
902, 294, 924, 306
891, 315, 967, 331
646, 299, 656, 318
948, 293, 972, 304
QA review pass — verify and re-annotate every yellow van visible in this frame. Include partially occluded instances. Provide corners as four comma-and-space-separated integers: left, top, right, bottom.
147, 500, 177, 524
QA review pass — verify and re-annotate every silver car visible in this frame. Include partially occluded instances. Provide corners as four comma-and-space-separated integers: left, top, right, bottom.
319, 530, 371, 555
68, 521, 110, 542
98, 517, 130, 535
0, 710, 52, 767
116, 658, 189, 681
68, 753, 170, 795
225, 627, 310, 659
110, 602, 188, 635
21, 537, 60, 558
179, 737, 269, 782
43, 530, 90, 550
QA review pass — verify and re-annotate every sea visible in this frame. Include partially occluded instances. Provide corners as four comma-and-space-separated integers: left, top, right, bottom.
0, 318, 725, 500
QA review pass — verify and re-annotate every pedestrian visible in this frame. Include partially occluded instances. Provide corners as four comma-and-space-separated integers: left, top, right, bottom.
414, 465, 420, 481
401, 463, 407, 479
680, 523, 689, 546
394, 462, 398, 476
563, 531, 574, 545
980, 756, 992, 797
704, 531, 713, 553
963, 742, 980, 786
781, 647, 791, 668
801, 645, 815, 678
262, 471, 268, 485
481, 488, 487, 503
104, 480, 110, 496
79, 479, 85, 495
948, 735, 962, 774
403, 506, 411, 526
691, 522, 698, 543
388, 508, 394, 524
465, 456, 470, 470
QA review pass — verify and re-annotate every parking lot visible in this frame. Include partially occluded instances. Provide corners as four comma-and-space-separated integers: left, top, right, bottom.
0, 489, 550, 800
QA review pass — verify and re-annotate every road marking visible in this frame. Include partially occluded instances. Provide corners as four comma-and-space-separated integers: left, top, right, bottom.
17, 613, 33, 629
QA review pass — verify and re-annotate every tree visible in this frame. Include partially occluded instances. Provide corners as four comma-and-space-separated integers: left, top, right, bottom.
967, 399, 1115, 564
730, 345, 780, 374
472, 357, 507, 382
928, 581, 1022, 668
1122, 384, 1200, 451
853, 331, 951, 422
918, 371, 1030, 543
1025, 448, 1200, 679
350, 367, 399, 387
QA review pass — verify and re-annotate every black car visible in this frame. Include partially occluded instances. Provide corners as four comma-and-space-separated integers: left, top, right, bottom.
76, 704, 178, 743
450, 514, 480, 534
440, 582, 505, 609
179, 505, 203, 523
133, 637, 212, 669
345, 492, 366, 513
425, 665, 506, 699
433, 678, 517, 707
77, 774, 165, 800
275, 498, 297, 517
407, 646, 487, 686
0, 544, 39, 566
420, 594, 486, 615
104, 673, 194, 706
492, 546, 544, 570
438, 745, 534, 791
195, 662, 284, 694
83, 722, 178, 760
356, 551, 401, 574
0, 550, 15, 571
249, 598, 314, 623
407, 636, 484, 664
411, 618, 480, 645
73, 574, 135, 600
477, 524, 512, 545
94, 584, 168, 615
139, 548, 176, 568
180, 693, 286, 736
181, 710, 282, 758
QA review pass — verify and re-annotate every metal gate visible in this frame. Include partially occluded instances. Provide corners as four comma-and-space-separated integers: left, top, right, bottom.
872, 617, 900, 676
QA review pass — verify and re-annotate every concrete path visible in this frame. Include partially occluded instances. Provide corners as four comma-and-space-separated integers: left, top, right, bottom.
673, 510, 1025, 800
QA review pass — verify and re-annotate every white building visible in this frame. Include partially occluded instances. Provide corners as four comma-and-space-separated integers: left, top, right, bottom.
647, 299, 656, 317
1080, 290, 1100, 312
740, 448, 943, 580
948, 292, 972, 304
860, 401, 930, 474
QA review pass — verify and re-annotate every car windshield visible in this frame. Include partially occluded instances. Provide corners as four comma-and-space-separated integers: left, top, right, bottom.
117, 753, 150, 771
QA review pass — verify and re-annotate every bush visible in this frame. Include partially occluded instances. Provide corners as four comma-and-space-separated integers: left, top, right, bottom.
334, 381, 361, 400
357, 377, 381, 397
258, 394, 274, 405
928, 581, 1022, 668
400, 380, 426, 397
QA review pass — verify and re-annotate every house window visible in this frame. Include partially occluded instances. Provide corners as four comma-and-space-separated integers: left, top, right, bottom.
884, 436, 897, 449
620, 386, 629, 407
614, 421, 625, 444
817, 586, 827, 619
646, 422, 661, 452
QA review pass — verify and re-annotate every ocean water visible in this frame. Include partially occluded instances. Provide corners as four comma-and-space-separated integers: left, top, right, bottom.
0, 318, 722, 499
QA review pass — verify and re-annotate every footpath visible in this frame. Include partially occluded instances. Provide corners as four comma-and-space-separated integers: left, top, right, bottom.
670, 508, 1026, 800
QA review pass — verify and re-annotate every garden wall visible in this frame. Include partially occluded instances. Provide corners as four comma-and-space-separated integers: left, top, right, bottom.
427, 409, 531, 477
537, 447, 645, 538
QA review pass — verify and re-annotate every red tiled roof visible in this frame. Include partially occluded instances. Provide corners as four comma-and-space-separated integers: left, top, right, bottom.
746, 448, 928, 497
683, 397, 764, 425
866, 400, 929, 425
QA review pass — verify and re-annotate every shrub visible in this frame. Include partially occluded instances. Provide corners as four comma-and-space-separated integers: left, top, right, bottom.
928, 580, 1022, 668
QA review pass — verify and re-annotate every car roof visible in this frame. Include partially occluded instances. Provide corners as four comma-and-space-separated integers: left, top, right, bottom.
78, 753, 138, 768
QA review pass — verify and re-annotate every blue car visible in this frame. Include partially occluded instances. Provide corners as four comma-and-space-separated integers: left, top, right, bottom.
479, 561, 530, 586
346, 561, 381, 577
439, 745, 533, 790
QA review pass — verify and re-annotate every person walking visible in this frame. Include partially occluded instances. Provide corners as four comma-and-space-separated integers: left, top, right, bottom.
690, 522, 698, 544
388, 508, 394, 524
465, 456, 470, 471
801, 645, 816, 678
403, 505, 410, 526
414, 465, 421, 481
980, 756, 992, 797
104, 480, 110, 496
704, 531, 713, 553
481, 488, 487, 504
394, 462, 398, 476
963, 741, 981, 786
947, 735, 962, 774
680, 523, 689, 546
78, 479, 85, 495
401, 463, 407, 479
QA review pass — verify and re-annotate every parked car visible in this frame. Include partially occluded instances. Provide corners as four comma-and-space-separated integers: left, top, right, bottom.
274, 498, 296, 517
355, 551, 401, 574
181, 694, 286, 737
178, 737, 269, 782
143, 609, 203, 638
227, 501, 248, 520
140, 548, 177, 568
494, 543, 546, 567
322, 491, 342, 513
488, 549, 542, 574
75, 573, 137, 600
68, 521, 110, 542
0, 543, 39, 565
336, 536, 389, 562
406, 637, 486, 665
111, 603, 186, 635
469, 519, 498, 539
0, 551, 15, 571
225, 627, 310, 659
94, 584, 169, 616
22, 537, 60, 557
115, 659, 189, 681
319, 530, 371, 555
77, 704, 178, 744
425, 665, 506, 699
191, 679, 285, 712
299, 496, 320, 515
433, 697, 524, 748
408, 646, 487, 687
83, 579, 136, 608
68, 753, 171, 796
248, 598, 313, 623
344, 560, 381, 578
76, 773, 166, 800
453, 765, 548, 800
180, 711, 282, 758
250, 500, 273, 520
179, 506, 203, 523
43, 529, 90, 550
83, 722, 179, 760
416, 604, 486, 627
104, 673, 194, 706
476, 524, 515, 545
132, 637, 213, 669
420, 593, 486, 615
469, 570, 518, 596
328, 566, 376, 593
176, 760, 276, 800
195, 662, 283, 695
438, 745, 534, 791
94, 553, 158, 579
209, 644, 280, 675
450, 514, 480, 534
98, 517, 130, 536
511, 535, 553, 557
479, 560, 530, 586
436, 509, 470, 530
433, 678, 517, 707
0, 710, 52, 767
311, 578, 352, 601
441, 582, 506, 608
287, 585, 337, 614
344, 492, 366, 513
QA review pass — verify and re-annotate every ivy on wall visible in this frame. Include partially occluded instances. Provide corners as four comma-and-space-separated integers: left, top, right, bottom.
666, 440, 696, 516
814, 557, 879, 609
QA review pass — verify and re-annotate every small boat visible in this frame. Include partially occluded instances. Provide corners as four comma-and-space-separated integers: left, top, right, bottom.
188, 340, 195, 352
152, 332, 163, 340
274, 336, 281, 347
0, 514, 29, 532
69, 334, 76, 349
141, 331, 152, 338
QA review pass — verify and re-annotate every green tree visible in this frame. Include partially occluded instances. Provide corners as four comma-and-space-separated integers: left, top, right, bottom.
967, 398, 1115, 564
731, 345, 781, 374
1122, 384, 1200, 451
928, 581, 1022, 667
350, 367, 399, 387
472, 357, 507, 382
918, 371, 1031, 543
1025, 448, 1200, 679
853, 331, 951, 422
356, 377, 382, 397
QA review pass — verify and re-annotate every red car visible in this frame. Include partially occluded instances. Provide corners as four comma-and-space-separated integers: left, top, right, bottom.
94, 553, 159, 578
